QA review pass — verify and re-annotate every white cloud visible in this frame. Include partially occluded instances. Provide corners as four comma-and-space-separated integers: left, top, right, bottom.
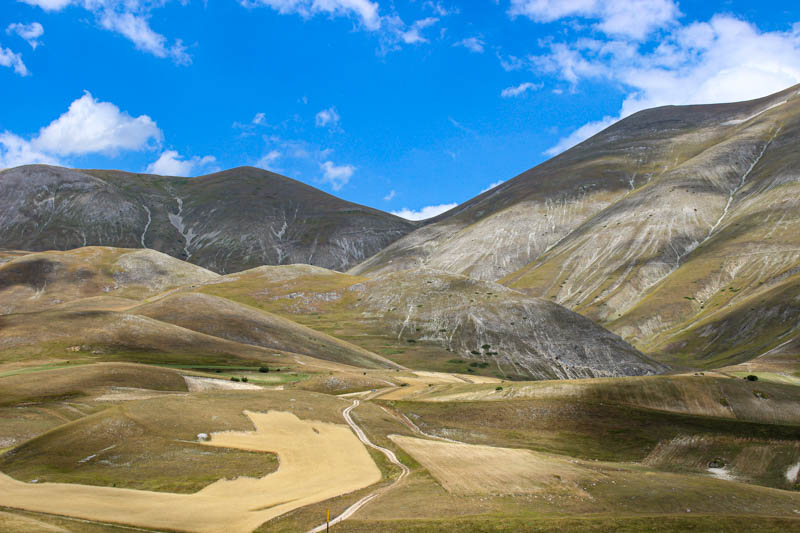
544, 116, 613, 156
0, 45, 28, 76
500, 81, 542, 97
146, 150, 216, 176
20, 0, 189, 63
509, 0, 680, 40
33, 91, 162, 156
453, 36, 484, 53
256, 149, 281, 170
0, 132, 59, 169
252, 112, 267, 125
392, 203, 457, 220
383, 189, 395, 201
241, 0, 381, 31
424, 1, 457, 17
399, 17, 439, 44
319, 160, 354, 190
97, 9, 190, 64
0, 91, 163, 169
315, 107, 341, 128
19, 0, 71, 10
7, 22, 44, 49
480, 180, 505, 193
538, 15, 800, 155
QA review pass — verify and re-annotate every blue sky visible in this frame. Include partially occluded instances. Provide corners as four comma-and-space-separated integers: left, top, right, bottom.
2, 1, 800, 219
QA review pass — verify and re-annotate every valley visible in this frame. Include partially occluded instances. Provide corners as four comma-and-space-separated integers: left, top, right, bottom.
2, 87, 800, 532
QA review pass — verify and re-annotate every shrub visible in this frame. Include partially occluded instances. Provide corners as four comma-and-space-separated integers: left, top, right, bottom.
495, 386, 503, 391
407, 339, 417, 343
231, 377, 240, 382
470, 350, 480, 355
241, 377, 248, 383
745, 374, 758, 381
481, 344, 491, 350
259, 366, 269, 373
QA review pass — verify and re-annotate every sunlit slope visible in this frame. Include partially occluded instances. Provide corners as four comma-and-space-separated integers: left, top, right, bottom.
0, 248, 395, 369
196, 265, 662, 379
505, 89, 800, 367
0, 247, 219, 315
351, 85, 800, 368
132, 292, 399, 369
0, 165, 416, 274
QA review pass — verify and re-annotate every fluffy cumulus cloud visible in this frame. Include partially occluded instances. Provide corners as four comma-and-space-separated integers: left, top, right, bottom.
453, 36, 484, 53
521, 12, 800, 155
500, 81, 542, 97
509, 0, 681, 40
0, 91, 162, 169
315, 107, 341, 128
146, 150, 216, 176
319, 160, 354, 190
34, 91, 162, 155
0, 132, 59, 168
391, 203, 457, 220
19, 0, 189, 63
241, 0, 381, 31
0, 46, 28, 76
7, 22, 44, 49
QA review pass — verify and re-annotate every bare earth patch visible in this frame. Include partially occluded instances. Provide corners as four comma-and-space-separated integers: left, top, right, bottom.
183, 375, 262, 391
0, 410, 381, 533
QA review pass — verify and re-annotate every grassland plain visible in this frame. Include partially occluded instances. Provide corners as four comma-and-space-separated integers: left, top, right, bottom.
1, 360, 800, 531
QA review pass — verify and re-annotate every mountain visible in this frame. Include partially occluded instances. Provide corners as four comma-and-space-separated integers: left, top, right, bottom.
0, 165, 416, 274
350, 84, 800, 369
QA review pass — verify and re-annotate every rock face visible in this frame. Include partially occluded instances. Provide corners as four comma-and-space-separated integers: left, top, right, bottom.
0, 165, 416, 274
352, 269, 664, 379
350, 84, 800, 368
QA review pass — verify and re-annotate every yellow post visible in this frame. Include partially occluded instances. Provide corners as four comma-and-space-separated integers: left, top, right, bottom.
326, 508, 330, 532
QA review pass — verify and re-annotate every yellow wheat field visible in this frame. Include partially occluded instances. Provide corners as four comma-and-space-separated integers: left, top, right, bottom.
0, 410, 381, 533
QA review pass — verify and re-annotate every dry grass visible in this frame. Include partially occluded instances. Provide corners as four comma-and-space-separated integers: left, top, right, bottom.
390, 435, 593, 496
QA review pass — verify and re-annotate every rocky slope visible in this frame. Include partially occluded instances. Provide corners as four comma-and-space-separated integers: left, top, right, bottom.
0, 165, 416, 274
350, 85, 800, 368
195, 264, 662, 379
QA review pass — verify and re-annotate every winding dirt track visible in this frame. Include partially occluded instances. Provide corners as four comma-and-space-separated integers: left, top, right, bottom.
307, 400, 410, 533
